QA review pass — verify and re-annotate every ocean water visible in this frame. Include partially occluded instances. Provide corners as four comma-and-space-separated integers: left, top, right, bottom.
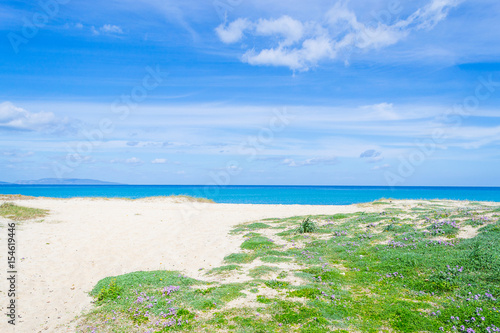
1, 185, 500, 205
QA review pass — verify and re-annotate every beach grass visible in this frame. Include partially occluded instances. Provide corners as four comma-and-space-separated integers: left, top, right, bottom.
164, 195, 215, 203
78, 200, 500, 332
0, 202, 48, 221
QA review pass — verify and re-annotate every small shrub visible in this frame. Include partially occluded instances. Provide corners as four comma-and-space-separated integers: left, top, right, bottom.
384, 223, 397, 232
95, 279, 121, 303
296, 217, 317, 234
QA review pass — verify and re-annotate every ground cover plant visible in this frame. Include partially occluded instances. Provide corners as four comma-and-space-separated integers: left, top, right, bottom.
0, 202, 48, 221
78, 200, 500, 332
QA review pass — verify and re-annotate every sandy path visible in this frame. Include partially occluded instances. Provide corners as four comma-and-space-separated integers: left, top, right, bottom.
0, 197, 379, 333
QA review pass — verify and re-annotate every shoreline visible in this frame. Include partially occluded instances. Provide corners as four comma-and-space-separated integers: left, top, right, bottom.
2, 194, 500, 206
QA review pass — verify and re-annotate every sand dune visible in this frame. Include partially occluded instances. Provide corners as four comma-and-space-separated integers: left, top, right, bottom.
0, 197, 382, 333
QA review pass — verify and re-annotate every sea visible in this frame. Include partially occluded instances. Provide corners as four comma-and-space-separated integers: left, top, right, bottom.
1, 185, 500, 205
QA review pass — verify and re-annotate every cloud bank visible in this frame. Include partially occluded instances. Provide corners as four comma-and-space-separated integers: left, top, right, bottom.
0, 102, 77, 134
216, 0, 462, 71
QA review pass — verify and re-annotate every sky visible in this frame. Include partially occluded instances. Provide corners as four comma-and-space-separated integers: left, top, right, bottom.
0, 0, 499, 186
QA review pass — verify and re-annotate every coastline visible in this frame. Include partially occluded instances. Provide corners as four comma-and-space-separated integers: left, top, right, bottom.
2, 185, 500, 205
0, 197, 498, 332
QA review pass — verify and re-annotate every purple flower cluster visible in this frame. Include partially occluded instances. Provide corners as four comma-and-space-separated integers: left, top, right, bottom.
429, 219, 460, 235
359, 233, 373, 239
313, 287, 341, 305
468, 216, 490, 226
378, 272, 404, 282
301, 250, 317, 260
162, 285, 180, 297
118, 285, 188, 332
426, 239, 456, 246
387, 240, 410, 248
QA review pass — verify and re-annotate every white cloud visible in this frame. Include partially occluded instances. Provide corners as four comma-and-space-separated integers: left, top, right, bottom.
255, 16, 304, 46
110, 157, 144, 165
0, 102, 76, 134
91, 24, 124, 36
243, 47, 301, 70
399, 0, 464, 31
215, 18, 251, 44
283, 156, 338, 167
126, 157, 143, 165
151, 158, 167, 164
217, 0, 462, 71
2, 150, 34, 157
361, 103, 401, 121
243, 35, 335, 71
371, 164, 390, 171
101, 24, 123, 34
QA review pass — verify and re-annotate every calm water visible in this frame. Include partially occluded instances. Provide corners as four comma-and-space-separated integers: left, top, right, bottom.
1, 185, 500, 205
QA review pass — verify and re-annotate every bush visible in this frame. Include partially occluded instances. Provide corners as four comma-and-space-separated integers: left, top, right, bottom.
95, 279, 121, 303
296, 217, 317, 234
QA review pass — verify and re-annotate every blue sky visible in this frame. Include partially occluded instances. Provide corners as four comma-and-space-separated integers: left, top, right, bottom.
0, 0, 499, 185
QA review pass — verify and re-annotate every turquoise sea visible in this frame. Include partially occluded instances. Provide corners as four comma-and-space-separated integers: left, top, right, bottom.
1, 185, 500, 205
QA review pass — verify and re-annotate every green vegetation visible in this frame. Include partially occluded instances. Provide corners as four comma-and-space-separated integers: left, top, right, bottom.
240, 235, 277, 250
0, 202, 48, 221
206, 265, 241, 275
245, 222, 271, 230
166, 195, 215, 203
95, 279, 121, 303
223, 252, 256, 264
248, 265, 279, 278
296, 216, 317, 233
78, 201, 500, 332
260, 255, 292, 263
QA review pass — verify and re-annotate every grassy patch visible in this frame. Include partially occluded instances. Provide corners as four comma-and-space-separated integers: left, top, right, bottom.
248, 265, 279, 278
264, 280, 290, 289
246, 222, 271, 230
240, 236, 277, 250
0, 203, 48, 221
206, 265, 242, 275
223, 252, 256, 264
260, 255, 292, 263
166, 195, 215, 203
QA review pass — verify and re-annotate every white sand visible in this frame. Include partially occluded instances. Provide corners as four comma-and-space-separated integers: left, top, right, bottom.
0, 197, 382, 333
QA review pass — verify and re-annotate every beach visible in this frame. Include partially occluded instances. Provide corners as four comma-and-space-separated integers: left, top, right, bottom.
0, 196, 384, 333
2, 196, 499, 332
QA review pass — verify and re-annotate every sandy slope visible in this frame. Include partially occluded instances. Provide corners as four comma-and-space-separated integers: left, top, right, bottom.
0, 197, 382, 333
